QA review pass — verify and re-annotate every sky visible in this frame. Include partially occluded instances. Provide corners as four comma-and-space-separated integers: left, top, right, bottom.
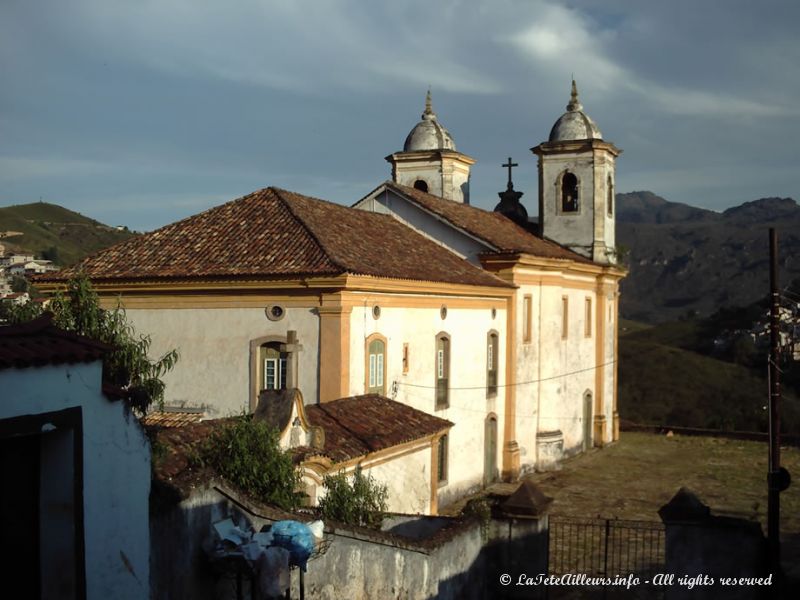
2, 0, 799, 231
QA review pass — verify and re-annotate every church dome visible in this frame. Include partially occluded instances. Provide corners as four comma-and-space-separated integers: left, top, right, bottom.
548, 80, 603, 142
403, 91, 457, 152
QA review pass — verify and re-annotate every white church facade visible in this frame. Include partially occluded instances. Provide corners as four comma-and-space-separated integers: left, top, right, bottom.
38, 82, 625, 515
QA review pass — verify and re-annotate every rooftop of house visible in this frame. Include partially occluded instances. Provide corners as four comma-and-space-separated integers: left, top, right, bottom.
150, 394, 453, 500
0, 312, 111, 370
36, 187, 512, 289
301, 394, 453, 463
368, 182, 594, 263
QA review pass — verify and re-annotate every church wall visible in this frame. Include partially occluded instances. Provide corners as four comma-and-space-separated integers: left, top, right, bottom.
124, 305, 320, 417
539, 150, 616, 262
540, 152, 596, 257
604, 290, 618, 442
356, 190, 487, 263
347, 296, 508, 508
509, 272, 602, 467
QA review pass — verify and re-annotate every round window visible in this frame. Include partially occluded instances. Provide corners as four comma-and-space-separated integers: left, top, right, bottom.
372, 305, 381, 320
265, 305, 286, 321
440, 305, 448, 320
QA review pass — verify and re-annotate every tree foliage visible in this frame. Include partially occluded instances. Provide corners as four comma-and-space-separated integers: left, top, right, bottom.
6, 273, 178, 412
10, 274, 30, 293
200, 416, 302, 511
318, 466, 388, 528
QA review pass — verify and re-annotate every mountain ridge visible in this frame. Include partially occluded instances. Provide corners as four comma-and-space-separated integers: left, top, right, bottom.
616, 192, 800, 323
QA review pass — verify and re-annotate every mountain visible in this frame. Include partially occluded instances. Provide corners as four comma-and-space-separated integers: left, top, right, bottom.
0, 202, 134, 266
616, 192, 800, 323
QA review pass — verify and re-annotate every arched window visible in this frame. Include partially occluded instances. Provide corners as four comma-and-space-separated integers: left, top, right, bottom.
261, 342, 287, 390
413, 179, 429, 193
486, 331, 499, 397
435, 333, 450, 409
366, 334, 387, 395
561, 172, 579, 212
607, 175, 614, 217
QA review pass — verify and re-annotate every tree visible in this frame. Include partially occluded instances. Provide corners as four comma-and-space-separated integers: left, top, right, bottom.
10, 274, 29, 293
41, 246, 60, 264
6, 273, 178, 413
199, 416, 302, 511
318, 466, 388, 528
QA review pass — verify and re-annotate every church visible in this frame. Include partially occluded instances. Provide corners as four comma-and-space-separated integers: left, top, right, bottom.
39, 82, 625, 514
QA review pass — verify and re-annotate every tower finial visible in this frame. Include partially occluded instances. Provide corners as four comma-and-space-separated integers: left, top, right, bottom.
422, 88, 436, 119
567, 79, 582, 112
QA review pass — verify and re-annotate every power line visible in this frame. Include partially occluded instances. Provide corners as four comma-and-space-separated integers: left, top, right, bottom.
395, 358, 617, 391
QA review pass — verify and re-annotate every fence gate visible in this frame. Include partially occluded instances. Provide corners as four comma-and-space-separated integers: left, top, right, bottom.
547, 516, 665, 597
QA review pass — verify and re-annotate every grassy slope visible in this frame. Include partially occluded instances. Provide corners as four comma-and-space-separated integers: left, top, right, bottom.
528, 431, 800, 532
0, 202, 133, 266
619, 321, 800, 432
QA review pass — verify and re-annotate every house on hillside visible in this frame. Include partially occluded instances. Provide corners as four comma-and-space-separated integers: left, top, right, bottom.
0, 314, 150, 599
37, 81, 625, 513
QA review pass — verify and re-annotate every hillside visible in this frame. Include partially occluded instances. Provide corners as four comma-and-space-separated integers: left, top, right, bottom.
616, 191, 800, 323
0, 202, 134, 266
618, 318, 800, 433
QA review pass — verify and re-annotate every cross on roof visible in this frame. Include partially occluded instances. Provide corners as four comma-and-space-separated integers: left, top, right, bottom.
502, 157, 518, 190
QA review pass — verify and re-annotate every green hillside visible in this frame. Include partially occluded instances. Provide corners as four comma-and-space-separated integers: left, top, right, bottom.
619, 333, 800, 433
0, 202, 134, 266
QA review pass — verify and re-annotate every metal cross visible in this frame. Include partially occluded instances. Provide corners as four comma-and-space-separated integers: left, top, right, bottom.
502, 157, 518, 188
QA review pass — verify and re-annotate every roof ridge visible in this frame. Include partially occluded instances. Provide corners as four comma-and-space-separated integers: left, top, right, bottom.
270, 187, 349, 274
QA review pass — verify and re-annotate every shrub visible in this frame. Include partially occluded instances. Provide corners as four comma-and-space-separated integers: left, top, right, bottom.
201, 416, 302, 511
6, 273, 178, 412
318, 466, 388, 528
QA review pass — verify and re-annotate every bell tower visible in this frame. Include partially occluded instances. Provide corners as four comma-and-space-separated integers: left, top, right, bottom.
531, 81, 621, 264
386, 91, 475, 203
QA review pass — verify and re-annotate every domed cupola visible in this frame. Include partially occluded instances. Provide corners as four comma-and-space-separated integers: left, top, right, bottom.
548, 80, 603, 142
386, 90, 475, 204
403, 90, 457, 151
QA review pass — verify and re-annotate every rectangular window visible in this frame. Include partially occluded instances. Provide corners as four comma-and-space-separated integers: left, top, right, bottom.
523, 294, 532, 343
435, 336, 449, 409
369, 354, 376, 388
487, 332, 498, 397
562, 296, 569, 339
437, 434, 448, 484
264, 357, 286, 390
585, 297, 592, 337
376, 353, 384, 387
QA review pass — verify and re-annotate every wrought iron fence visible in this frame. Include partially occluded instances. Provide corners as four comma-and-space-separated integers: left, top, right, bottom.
548, 516, 665, 579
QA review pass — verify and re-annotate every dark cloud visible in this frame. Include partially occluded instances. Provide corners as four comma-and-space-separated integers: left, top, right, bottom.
1, 0, 798, 230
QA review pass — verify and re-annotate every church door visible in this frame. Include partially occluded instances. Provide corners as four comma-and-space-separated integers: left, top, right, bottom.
484, 416, 498, 486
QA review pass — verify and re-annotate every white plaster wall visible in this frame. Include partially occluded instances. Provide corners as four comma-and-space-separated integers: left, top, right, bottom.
348, 295, 507, 507
363, 446, 431, 514
355, 189, 490, 263
392, 159, 471, 204
1, 362, 151, 600
539, 150, 616, 261
510, 275, 600, 465
124, 306, 320, 416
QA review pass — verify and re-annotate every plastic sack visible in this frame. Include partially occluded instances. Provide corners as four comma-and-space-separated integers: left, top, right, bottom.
270, 520, 316, 571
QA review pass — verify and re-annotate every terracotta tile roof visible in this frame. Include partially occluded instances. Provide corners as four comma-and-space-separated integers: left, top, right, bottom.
304, 394, 453, 463
141, 409, 206, 429
0, 312, 110, 370
38, 187, 511, 289
373, 182, 593, 263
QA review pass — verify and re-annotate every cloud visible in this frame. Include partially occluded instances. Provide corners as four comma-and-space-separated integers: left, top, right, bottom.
507, 0, 800, 119
61, 0, 501, 95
